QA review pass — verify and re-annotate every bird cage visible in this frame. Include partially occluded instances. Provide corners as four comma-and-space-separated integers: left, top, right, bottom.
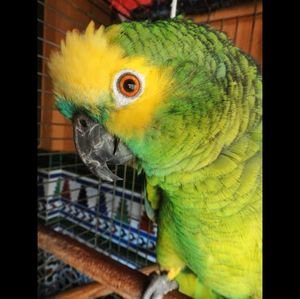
37, 1, 262, 298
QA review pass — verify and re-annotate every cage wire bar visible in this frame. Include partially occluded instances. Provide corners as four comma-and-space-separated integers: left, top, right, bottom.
37, 1, 262, 298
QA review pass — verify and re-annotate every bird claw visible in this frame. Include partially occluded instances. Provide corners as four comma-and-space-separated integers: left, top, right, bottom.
142, 272, 179, 299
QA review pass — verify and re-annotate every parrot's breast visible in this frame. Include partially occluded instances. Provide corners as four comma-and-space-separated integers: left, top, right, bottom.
156, 135, 262, 298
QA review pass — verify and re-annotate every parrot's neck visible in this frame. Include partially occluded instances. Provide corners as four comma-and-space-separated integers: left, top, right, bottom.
143, 125, 262, 220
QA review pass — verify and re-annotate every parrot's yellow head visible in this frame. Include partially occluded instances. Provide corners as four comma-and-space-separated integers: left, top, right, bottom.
48, 21, 173, 140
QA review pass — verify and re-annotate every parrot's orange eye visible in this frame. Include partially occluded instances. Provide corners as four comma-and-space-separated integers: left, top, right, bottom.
118, 74, 141, 97
113, 69, 145, 108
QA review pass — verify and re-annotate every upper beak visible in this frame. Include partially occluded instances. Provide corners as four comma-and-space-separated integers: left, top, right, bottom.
73, 113, 134, 182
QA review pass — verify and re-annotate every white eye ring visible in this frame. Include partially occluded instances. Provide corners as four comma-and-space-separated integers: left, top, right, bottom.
112, 69, 145, 108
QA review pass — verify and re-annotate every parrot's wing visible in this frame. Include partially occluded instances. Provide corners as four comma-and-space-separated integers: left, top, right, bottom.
144, 178, 163, 223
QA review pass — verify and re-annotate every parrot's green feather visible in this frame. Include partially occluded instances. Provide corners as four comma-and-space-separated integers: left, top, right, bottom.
108, 20, 262, 299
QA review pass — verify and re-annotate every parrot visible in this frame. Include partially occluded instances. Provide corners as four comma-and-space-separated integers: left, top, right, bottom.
48, 18, 262, 299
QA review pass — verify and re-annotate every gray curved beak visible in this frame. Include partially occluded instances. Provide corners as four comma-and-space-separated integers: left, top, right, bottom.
73, 113, 134, 182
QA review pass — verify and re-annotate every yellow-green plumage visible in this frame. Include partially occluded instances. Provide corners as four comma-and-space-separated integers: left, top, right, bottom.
48, 19, 262, 299
153, 132, 261, 299
117, 20, 262, 299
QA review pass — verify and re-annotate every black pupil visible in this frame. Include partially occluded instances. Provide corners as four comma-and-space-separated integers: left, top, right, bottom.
123, 79, 136, 93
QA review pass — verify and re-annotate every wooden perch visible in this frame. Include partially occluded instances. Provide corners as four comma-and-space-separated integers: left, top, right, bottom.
38, 224, 191, 299
45, 282, 112, 299
46, 265, 160, 299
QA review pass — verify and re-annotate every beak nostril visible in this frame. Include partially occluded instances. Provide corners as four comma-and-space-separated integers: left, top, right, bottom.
79, 119, 88, 128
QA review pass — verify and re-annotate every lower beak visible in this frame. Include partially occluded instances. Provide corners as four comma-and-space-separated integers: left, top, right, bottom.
73, 113, 134, 182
